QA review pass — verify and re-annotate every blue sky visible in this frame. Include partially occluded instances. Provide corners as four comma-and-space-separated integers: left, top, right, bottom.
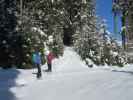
96, 0, 121, 39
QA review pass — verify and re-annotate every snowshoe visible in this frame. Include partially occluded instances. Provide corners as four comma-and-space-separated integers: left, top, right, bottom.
37, 73, 42, 79
45, 69, 52, 72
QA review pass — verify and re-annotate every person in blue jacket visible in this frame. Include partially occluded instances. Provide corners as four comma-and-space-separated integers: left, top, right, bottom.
32, 49, 42, 78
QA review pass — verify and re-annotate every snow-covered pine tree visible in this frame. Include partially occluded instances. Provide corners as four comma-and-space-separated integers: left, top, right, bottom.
45, 0, 65, 57
97, 18, 126, 66
73, 0, 101, 66
15, 0, 47, 68
15, 0, 66, 68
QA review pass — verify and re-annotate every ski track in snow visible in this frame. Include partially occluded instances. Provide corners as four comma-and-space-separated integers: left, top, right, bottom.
1, 47, 133, 100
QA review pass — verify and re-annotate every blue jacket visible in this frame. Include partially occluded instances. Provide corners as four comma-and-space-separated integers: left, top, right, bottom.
32, 52, 41, 64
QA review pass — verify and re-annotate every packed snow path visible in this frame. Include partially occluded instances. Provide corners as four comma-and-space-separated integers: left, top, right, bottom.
1, 47, 133, 100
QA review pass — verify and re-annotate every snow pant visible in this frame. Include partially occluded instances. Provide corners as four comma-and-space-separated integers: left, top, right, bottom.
122, 34, 126, 49
35, 63, 42, 78
47, 63, 52, 72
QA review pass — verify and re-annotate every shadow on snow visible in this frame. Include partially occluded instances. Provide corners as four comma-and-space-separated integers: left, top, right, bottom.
112, 70, 133, 75
0, 69, 20, 100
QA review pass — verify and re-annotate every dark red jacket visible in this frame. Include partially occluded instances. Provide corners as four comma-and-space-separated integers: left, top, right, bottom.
47, 52, 55, 64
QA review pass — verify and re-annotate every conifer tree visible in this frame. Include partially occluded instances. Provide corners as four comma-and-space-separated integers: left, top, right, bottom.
0, 0, 23, 68
73, 0, 101, 65
73, 0, 126, 66
16, 0, 65, 67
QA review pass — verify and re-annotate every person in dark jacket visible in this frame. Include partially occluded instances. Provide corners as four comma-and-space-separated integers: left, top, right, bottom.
32, 50, 42, 78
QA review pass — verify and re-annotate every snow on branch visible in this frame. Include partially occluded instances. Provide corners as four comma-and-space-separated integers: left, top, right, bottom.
31, 27, 47, 37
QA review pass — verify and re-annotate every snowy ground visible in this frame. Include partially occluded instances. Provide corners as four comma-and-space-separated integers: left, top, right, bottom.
1, 47, 133, 100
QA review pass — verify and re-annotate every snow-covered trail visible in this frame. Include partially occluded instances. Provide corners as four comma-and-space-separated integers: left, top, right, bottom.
2, 47, 133, 100
13, 47, 91, 100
